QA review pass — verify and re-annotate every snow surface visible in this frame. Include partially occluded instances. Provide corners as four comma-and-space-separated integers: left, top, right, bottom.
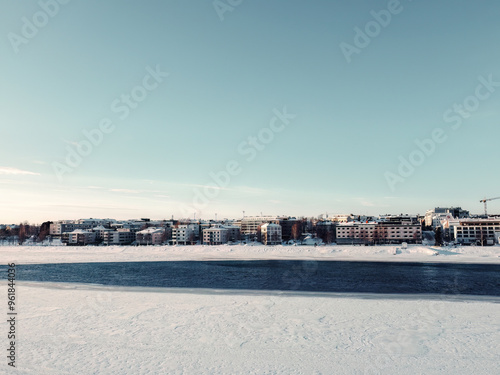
5, 282, 499, 374
1, 243, 499, 265
1, 246, 499, 374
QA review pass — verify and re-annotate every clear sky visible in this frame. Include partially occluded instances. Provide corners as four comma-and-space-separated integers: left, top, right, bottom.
1, 0, 500, 223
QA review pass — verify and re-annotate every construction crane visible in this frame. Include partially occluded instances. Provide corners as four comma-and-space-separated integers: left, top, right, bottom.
479, 197, 500, 216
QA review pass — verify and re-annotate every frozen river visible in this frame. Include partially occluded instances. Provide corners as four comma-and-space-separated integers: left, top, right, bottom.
3, 260, 499, 296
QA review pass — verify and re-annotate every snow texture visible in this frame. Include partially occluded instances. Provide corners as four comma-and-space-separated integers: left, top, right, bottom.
1, 245, 499, 374
5, 283, 499, 374
1, 243, 500, 265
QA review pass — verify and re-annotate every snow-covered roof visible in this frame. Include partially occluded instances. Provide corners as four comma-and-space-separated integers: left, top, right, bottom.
137, 227, 164, 234
203, 227, 228, 232
337, 221, 378, 226
261, 223, 280, 228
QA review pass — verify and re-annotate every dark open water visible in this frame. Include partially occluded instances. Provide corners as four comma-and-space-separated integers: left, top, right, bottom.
1, 260, 499, 296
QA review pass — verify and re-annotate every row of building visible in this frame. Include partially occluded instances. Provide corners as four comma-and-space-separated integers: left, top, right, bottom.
38, 208, 500, 246
424, 207, 500, 246
46, 215, 419, 246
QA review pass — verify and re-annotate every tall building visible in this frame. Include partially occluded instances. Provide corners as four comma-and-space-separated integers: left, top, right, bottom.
261, 223, 282, 245
240, 216, 278, 237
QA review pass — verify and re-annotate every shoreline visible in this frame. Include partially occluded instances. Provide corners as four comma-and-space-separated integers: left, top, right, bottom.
1, 244, 499, 265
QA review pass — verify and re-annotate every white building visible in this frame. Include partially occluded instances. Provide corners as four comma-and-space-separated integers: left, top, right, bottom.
261, 223, 282, 245
454, 219, 500, 246
50, 219, 112, 237
171, 224, 197, 245
425, 207, 469, 227
135, 227, 166, 245
241, 216, 278, 236
62, 230, 96, 246
202, 225, 228, 245
50, 221, 79, 236
328, 215, 353, 223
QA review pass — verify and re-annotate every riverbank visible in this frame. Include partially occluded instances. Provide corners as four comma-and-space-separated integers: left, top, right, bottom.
1, 244, 499, 265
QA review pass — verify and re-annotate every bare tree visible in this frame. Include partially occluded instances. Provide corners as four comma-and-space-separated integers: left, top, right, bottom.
18, 223, 27, 245
291, 223, 301, 241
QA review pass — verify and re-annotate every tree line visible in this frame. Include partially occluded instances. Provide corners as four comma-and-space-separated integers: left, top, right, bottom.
0, 221, 52, 245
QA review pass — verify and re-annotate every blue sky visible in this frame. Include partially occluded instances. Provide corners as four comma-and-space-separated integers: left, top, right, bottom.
1, 0, 500, 223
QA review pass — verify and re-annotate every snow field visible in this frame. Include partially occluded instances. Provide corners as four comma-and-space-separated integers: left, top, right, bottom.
1, 244, 499, 265
6, 282, 499, 375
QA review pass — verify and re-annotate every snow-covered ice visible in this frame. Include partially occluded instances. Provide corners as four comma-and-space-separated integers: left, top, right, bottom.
1, 245, 499, 374
1, 243, 499, 265
6, 282, 499, 374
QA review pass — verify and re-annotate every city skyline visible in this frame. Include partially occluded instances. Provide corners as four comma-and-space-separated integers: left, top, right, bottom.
1, 0, 500, 223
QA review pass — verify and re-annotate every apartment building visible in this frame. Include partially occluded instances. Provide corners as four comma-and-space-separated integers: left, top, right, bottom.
279, 217, 304, 242
75, 218, 116, 227
102, 229, 136, 245
223, 225, 240, 242
261, 223, 282, 245
92, 225, 113, 241
202, 225, 228, 245
50, 221, 84, 237
240, 216, 278, 236
62, 229, 97, 246
171, 224, 197, 245
336, 220, 422, 245
328, 215, 353, 223
454, 219, 500, 246
424, 207, 469, 227
50, 219, 115, 237
136, 227, 167, 245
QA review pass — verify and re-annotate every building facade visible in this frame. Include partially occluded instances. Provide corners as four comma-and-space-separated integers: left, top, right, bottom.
240, 216, 278, 237
171, 224, 197, 245
202, 226, 228, 245
62, 230, 97, 246
336, 220, 422, 245
136, 227, 166, 245
454, 219, 500, 246
102, 229, 136, 245
261, 223, 282, 245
